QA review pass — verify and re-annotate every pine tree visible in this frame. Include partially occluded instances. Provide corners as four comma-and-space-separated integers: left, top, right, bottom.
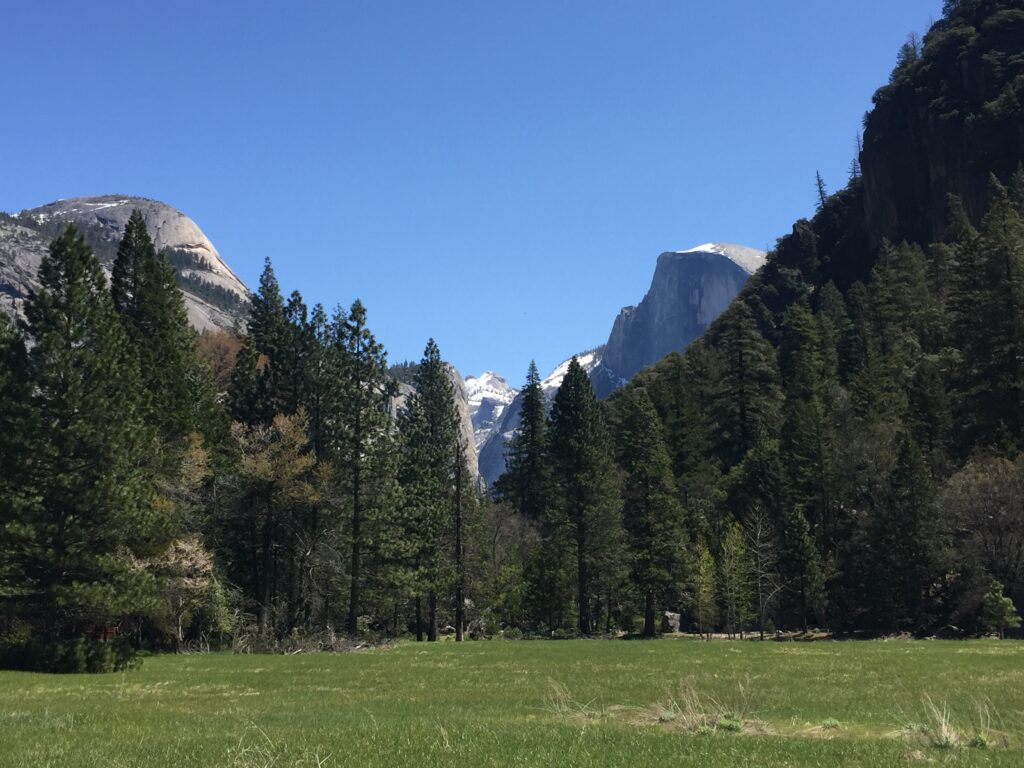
111, 209, 156, 317
397, 340, 465, 641
862, 436, 945, 631
672, 344, 723, 537
228, 257, 289, 425
495, 361, 548, 522
0, 315, 33, 595
815, 172, 829, 211
546, 357, 624, 634
333, 300, 396, 636
780, 506, 825, 632
713, 302, 783, 467
5, 226, 170, 645
778, 302, 831, 536
608, 387, 687, 637
907, 358, 953, 473
110, 213, 226, 454
974, 181, 1024, 446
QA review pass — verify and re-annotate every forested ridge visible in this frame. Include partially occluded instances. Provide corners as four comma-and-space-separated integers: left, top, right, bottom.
622, 0, 1024, 636
1, 0, 1024, 673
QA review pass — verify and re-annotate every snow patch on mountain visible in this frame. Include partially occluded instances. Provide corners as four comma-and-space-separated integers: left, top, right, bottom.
540, 351, 599, 393
675, 242, 766, 274
465, 371, 518, 449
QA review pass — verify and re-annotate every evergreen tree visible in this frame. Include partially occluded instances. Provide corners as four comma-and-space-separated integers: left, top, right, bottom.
973, 181, 1024, 446
861, 436, 946, 631
712, 302, 783, 467
110, 213, 226, 454
672, 344, 724, 537
397, 340, 465, 641
907, 358, 953, 474
0, 316, 32, 595
546, 357, 624, 634
111, 209, 156, 317
4, 226, 170, 645
495, 361, 548, 522
228, 258, 289, 425
333, 300, 396, 635
780, 506, 825, 631
778, 302, 832, 536
608, 387, 687, 637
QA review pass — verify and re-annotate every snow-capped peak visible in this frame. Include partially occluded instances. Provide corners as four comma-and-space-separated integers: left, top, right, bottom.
464, 372, 519, 449
541, 351, 599, 393
674, 242, 766, 274
465, 371, 517, 407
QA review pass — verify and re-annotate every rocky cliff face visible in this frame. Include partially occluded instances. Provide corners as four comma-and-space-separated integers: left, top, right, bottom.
860, 4, 1024, 247
600, 244, 764, 382
475, 244, 764, 485
0, 196, 249, 332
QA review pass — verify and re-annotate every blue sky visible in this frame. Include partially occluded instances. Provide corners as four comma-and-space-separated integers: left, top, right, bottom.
1, 1, 942, 381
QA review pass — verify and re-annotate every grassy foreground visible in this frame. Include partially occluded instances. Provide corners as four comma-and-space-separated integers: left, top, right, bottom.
2, 639, 1023, 767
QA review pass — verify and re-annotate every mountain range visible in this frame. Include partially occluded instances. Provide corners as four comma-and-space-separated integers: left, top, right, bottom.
1, 196, 764, 485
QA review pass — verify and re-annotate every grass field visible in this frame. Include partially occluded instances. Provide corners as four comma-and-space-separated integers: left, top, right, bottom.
2, 638, 1024, 767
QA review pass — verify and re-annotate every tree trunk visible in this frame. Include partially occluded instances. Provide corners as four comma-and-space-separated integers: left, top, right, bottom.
347, 458, 362, 636
454, 453, 465, 642
643, 591, 656, 638
259, 505, 274, 635
428, 591, 438, 641
415, 597, 423, 642
577, 521, 590, 634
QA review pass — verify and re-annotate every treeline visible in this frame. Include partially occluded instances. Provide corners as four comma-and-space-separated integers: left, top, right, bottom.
2, 0, 1023, 674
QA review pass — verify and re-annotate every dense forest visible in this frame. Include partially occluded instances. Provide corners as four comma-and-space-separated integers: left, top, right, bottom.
1, 0, 1023, 672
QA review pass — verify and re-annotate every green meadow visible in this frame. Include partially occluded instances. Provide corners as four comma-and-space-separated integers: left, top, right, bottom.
2, 639, 1023, 767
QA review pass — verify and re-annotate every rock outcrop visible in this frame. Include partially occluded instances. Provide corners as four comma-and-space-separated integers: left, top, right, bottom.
600, 244, 764, 383
0, 196, 249, 332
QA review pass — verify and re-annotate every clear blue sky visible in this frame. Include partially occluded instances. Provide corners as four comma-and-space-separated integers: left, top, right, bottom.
1, 0, 941, 381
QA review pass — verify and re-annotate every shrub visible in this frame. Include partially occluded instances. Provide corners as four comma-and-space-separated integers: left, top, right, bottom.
0, 636, 139, 673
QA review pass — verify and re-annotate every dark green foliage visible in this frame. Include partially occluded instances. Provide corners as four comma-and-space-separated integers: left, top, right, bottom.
396, 340, 466, 640
606, 387, 687, 636
1, 226, 170, 655
174, 273, 246, 312
0, 636, 137, 673
712, 301, 783, 466
228, 258, 292, 425
332, 300, 396, 635
546, 357, 625, 634
495, 361, 548, 522
111, 211, 226, 453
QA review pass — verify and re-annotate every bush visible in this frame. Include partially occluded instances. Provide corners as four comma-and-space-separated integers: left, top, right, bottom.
0, 636, 140, 673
